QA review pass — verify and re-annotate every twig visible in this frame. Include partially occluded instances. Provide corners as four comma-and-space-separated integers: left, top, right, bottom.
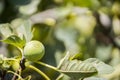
27, 65, 51, 80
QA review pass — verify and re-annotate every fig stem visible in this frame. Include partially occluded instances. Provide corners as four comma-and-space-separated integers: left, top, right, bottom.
36, 61, 59, 72
27, 65, 51, 80
17, 47, 23, 58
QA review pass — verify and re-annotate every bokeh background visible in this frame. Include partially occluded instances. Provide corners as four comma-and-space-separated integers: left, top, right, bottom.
0, 0, 120, 80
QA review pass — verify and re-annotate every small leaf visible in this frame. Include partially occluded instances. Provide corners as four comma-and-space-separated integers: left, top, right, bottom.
16, 20, 33, 42
2, 35, 25, 48
0, 23, 14, 38
70, 53, 82, 60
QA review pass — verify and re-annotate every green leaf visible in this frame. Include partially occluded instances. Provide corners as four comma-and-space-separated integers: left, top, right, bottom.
58, 53, 97, 79
59, 61, 97, 79
2, 35, 25, 48
16, 20, 33, 42
0, 23, 14, 38
58, 53, 114, 79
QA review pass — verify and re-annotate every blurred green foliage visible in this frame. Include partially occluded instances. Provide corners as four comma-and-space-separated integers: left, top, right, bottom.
0, 0, 120, 80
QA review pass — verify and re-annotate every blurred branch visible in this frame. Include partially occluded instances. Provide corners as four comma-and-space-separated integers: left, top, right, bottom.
30, 7, 88, 24
94, 12, 120, 49
30, 8, 58, 24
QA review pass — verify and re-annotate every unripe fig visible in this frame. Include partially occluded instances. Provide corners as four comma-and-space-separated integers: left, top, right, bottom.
24, 40, 45, 61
